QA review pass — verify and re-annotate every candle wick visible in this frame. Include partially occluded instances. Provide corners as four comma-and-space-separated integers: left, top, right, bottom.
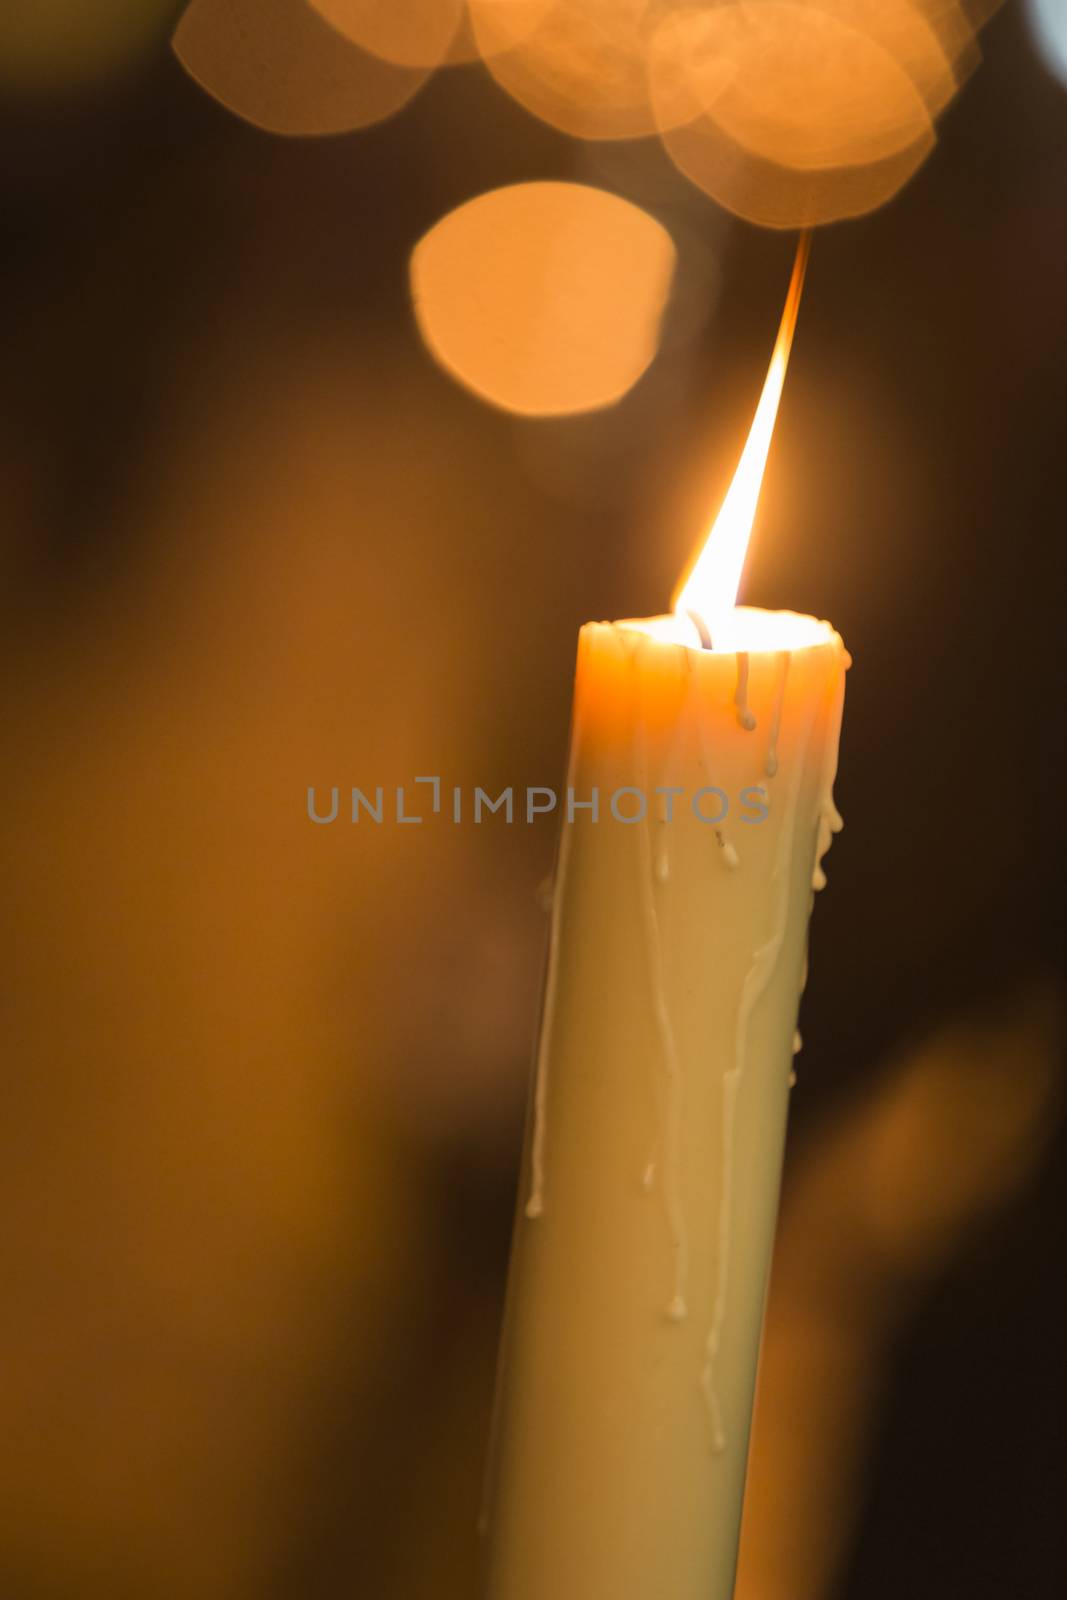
686, 609, 714, 651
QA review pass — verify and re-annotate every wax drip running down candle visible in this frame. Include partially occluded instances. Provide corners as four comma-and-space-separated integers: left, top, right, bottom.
766, 651, 791, 775
637, 708, 689, 1324
700, 653, 837, 1449
484, 236, 849, 1600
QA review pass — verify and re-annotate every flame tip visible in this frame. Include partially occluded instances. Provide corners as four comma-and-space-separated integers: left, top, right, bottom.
674, 236, 811, 636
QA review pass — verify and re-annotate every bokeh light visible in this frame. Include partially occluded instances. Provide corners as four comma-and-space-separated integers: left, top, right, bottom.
662, 118, 937, 230
802, 0, 978, 118
308, 0, 466, 69
310, 0, 559, 69
410, 181, 676, 416
173, 0, 429, 137
650, 3, 943, 229
169, 0, 1006, 225
654, 5, 935, 172
1026, 0, 1067, 89
468, 0, 666, 141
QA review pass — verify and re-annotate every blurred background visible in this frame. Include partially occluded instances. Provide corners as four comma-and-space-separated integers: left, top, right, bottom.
1, 2, 1065, 1597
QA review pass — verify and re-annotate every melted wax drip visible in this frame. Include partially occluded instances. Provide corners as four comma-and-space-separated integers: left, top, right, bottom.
637, 667, 690, 1323
700, 649, 835, 1452
715, 827, 740, 870
734, 652, 757, 731
655, 786, 672, 884
810, 657, 846, 892
765, 651, 790, 777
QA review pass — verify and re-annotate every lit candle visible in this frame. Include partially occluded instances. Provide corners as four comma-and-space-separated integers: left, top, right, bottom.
482, 239, 849, 1600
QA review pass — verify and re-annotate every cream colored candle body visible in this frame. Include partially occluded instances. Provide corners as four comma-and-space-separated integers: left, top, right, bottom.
483, 608, 848, 1600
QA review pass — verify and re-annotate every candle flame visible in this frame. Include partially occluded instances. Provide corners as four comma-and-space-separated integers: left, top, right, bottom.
673, 233, 811, 644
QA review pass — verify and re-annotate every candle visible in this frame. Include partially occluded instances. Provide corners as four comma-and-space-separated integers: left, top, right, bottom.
482, 241, 849, 1600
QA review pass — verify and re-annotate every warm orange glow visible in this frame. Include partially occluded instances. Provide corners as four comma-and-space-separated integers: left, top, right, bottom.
673, 235, 811, 644
469, 0, 665, 141
172, 0, 428, 136
308, 0, 465, 69
410, 181, 675, 417
653, 3, 945, 169
168, 0, 1002, 221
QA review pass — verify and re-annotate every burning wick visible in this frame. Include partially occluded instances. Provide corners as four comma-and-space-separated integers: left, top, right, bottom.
686, 608, 714, 650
